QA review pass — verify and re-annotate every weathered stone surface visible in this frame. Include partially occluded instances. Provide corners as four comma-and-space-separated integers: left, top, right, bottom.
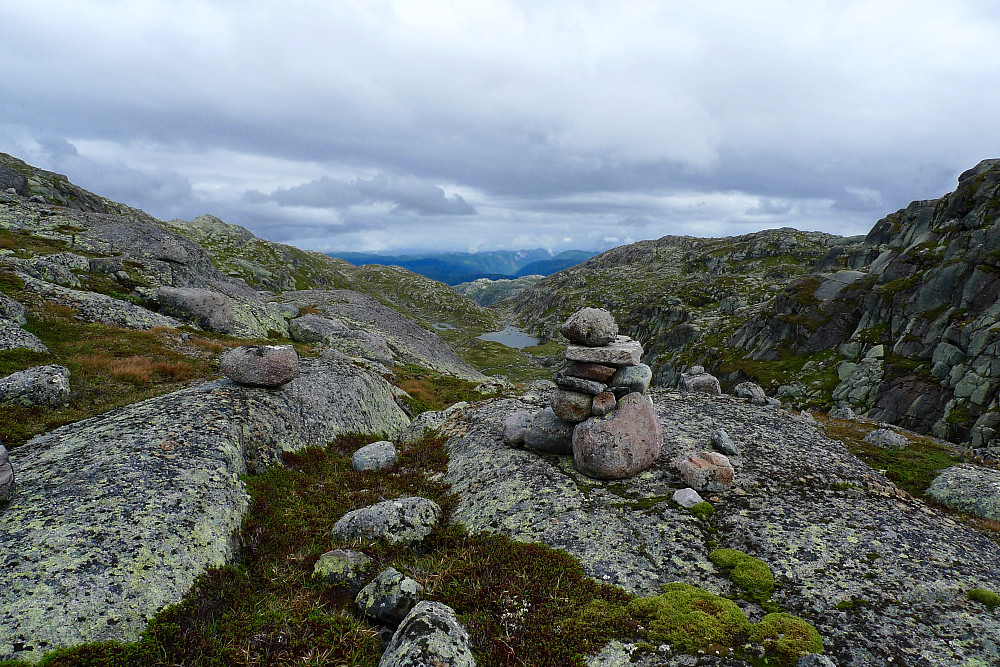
502, 410, 533, 446
220, 345, 299, 387
609, 363, 652, 394
572, 393, 663, 480
522, 407, 575, 454
551, 388, 593, 423
520, 379, 556, 406
566, 361, 617, 383
355, 567, 424, 627
331, 497, 441, 546
0, 364, 71, 407
352, 441, 397, 471
863, 428, 908, 450
710, 427, 740, 456
927, 465, 1000, 521
0, 163, 29, 195
554, 372, 607, 395
158, 286, 236, 332
0, 293, 26, 325
830, 406, 857, 420
565, 336, 643, 367
560, 307, 619, 347
735, 381, 768, 406
313, 548, 373, 595
675, 451, 735, 492
288, 313, 350, 342
0, 320, 48, 353
0, 357, 408, 663
398, 402, 467, 445
379, 601, 476, 667
672, 487, 704, 508
0, 443, 13, 505
797, 655, 836, 667
679, 368, 722, 395
591, 391, 616, 417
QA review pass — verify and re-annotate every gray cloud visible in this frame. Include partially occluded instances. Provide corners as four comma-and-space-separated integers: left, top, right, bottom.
261, 173, 475, 216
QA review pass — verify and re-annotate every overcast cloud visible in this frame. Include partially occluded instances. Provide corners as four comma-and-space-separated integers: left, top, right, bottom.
2, 0, 998, 253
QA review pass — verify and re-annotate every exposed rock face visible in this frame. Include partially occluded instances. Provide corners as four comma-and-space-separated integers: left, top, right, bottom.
352, 441, 398, 471
158, 286, 237, 333
331, 497, 441, 546
288, 313, 350, 342
355, 567, 424, 627
378, 601, 476, 667
0, 357, 409, 663
0, 443, 13, 504
0, 293, 27, 324
572, 393, 663, 480
560, 307, 618, 346
397, 402, 468, 446
522, 407, 575, 454
0, 364, 71, 407
219, 345, 299, 387
927, 465, 1000, 520
0, 320, 48, 353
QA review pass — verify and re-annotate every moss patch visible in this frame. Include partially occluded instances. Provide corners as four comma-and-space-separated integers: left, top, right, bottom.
968, 587, 1000, 610
750, 612, 824, 662
709, 549, 775, 602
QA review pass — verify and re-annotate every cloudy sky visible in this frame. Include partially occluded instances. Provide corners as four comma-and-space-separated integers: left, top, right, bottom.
2, 1, 999, 254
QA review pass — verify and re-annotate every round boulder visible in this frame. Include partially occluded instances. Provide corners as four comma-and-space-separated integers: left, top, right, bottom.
0, 364, 71, 408
220, 345, 299, 387
679, 369, 721, 396
572, 392, 663, 480
352, 441, 398, 471
560, 307, 619, 347
380, 601, 476, 667
863, 428, 908, 450
355, 567, 424, 627
331, 496, 441, 546
502, 410, 534, 446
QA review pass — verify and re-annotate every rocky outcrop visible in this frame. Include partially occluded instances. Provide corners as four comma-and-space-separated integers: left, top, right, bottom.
0, 357, 408, 663
378, 601, 476, 667
0, 364, 71, 407
0, 319, 48, 353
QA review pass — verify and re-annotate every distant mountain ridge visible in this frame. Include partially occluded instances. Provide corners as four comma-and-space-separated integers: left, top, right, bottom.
329, 249, 597, 285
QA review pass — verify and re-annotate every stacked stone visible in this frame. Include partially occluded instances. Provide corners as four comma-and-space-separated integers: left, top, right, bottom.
523, 307, 662, 480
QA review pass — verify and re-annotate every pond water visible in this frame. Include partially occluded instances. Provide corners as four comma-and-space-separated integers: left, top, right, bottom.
477, 326, 541, 349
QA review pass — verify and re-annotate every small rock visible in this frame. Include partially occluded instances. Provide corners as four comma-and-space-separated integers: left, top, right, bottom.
799, 410, 818, 424
0, 443, 13, 505
797, 655, 837, 667
591, 391, 617, 417
565, 336, 643, 367
565, 361, 617, 383
710, 428, 740, 456
734, 381, 768, 406
313, 548, 373, 595
554, 373, 607, 396
0, 364, 71, 408
220, 345, 299, 387
355, 567, 424, 627
332, 497, 441, 546
523, 407, 575, 454
379, 601, 476, 667
830, 406, 857, 420
863, 428, 908, 450
29, 194, 46, 203
689, 365, 705, 375
673, 487, 704, 508
609, 363, 652, 394
676, 451, 735, 492
572, 393, 663, 480
353, 441, 398, 471
502, 410, 534, 446
520, 379, 556, 405
551, 388, 593, 423
560, 307, 619, 347
679, 369, 721, 395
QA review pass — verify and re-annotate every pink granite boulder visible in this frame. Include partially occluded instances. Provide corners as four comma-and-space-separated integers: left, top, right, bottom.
675, 451, 735, 492
572, 393, 663, 480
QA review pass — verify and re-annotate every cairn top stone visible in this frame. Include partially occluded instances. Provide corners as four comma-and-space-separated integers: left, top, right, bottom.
560, 307, 618, 347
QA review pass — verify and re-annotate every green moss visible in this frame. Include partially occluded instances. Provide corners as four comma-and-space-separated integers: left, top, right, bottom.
968, 588, 1000, 610
750, 612, 823, 663
628, 583, 749, 654
689, 501, 715, 519
709, 549, 775, 602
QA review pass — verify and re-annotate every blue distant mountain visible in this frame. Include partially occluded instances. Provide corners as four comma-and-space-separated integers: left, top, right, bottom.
328, 249, 597, 285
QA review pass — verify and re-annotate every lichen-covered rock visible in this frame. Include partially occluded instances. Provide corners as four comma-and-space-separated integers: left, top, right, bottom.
565, 336, 643, 367
502, 410, 533, 446
560, 307, 619, 347
313, 549, 373, 595
675, 451, 735, 492
355, 567, 424, 627
735, 381, 768, 406
158, 286, 236, 332
679, 369, 722, 395
673, 487, 704, 508
572, 393, 663, 480
0, 320, 48, 353
0, 293, 26, 325
288, 313, 350, 342
0, 364, 71, 407
352, 441, 397, 471
398, 403, 467, 445
331, 497, 441, 546
220, 345, 299, 388
554, 372, 607, 396
522, 407, 575, 454
379, 601, 476, 667
863, 428, 908, 450
830, 406, 857, 420
927, 465, 1000, 521
0, 443, 13, 505
609, 363, 652, 394
0, 357, 408, 663
710, 428, 740, 456
551, 388, 593, 423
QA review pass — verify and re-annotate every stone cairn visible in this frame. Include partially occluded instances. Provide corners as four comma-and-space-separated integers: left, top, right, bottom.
516, 307, 663, 480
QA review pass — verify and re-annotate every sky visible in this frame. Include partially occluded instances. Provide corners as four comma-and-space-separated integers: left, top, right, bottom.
2, 0, 999, 255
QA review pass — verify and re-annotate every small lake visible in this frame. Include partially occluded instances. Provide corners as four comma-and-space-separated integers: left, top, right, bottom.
477, 326, 540, 349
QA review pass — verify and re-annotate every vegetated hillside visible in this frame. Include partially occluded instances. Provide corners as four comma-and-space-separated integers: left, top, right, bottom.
729, 158, 1000, 449
502, 228, 860, 395
454, 274, 544, 306
514, 250, 596, 277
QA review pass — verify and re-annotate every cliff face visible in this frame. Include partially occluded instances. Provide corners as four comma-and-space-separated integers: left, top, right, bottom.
730, 159, 1000, 448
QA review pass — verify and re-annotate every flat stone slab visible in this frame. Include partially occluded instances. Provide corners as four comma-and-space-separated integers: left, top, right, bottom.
565, 336, 643, 367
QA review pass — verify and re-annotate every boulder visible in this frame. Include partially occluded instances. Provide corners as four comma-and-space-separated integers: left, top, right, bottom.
522, 407, 575, 454
735, 381, 768, 406
675, 451, 735, 492
554, 372, 607, 396
158, 286, 236, 332
927, 465, 1000, 521
609, 363, 653, 394
0, 293, 26, 325
520, 379, 556, 406
863, 428, 908, 450
672, 487, 705, 509
220, 345, 299, 388
352, 441, 398, 471
572, 393, 663, 480
0, 320, 48, 353
379, 601, 476, 667
560, 307, 619, 347
355, 567, 424, 627
679, 368, 721, 396
0, 443, 13, 505
313, 548, 373, 595
331, 497, 441, 546
398, 403, 466, 445
551, 388, 593, 423
565, 336, 643, 367
288, 313, 350, 343
565, 361, 617, 383
502, 410, 533, 446
710, 428, 740, 456
591, 391, 617, 417
0, 364, 71, 407
830, 406, 857, 420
